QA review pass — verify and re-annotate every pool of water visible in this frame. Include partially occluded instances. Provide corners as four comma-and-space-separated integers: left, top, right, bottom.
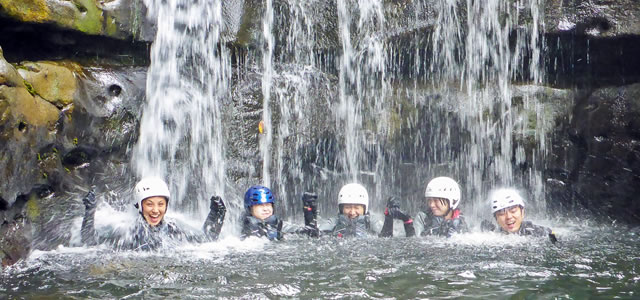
2, 220, 639, 299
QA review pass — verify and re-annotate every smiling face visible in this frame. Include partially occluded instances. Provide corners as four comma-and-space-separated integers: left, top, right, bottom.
494, 205, 524, 233
341, 204, 365, 219
251, 203, 274, 221
141, 196, 167, 227
427, 197, 451, 218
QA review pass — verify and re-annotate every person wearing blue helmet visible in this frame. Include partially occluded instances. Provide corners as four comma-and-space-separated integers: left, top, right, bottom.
240, 185, 318, 240
80, 177, 227, 250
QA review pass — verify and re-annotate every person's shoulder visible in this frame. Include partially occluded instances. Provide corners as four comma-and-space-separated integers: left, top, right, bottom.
521, 221, 551, 236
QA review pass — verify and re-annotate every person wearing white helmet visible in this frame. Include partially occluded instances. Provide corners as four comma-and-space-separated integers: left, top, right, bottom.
481, 188, 557, 242
80, 177, 227, 250
314, 183, 373, 237
413, 176, 468, 237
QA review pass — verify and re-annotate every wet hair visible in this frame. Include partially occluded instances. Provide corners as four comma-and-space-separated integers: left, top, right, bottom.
427, 197, 450, 208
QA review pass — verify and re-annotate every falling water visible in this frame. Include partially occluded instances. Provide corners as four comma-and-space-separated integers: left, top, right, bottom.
336, 0, 388, 187
260, 0, 275, 186
425, 0, 547, 218
133, 0, 230, 215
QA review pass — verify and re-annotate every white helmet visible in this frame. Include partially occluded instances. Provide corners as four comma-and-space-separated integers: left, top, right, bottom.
338, 183, 369, 213
489, 188, 525, 214
424, 177, 461, 210
134, 177, 170, 212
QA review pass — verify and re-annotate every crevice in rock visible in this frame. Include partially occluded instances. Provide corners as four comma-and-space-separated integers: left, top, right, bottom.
0, 197, 7, 211
0, 17, 150, 66
108, 84, 122, 97
17, 121, 27, 132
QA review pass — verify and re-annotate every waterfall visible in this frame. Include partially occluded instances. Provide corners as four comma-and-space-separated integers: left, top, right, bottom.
134, 0, 230, 216
260, 0, 275, 186
336, 0, 388, 188
130, 0, 547, 222
425, 0, 546, 217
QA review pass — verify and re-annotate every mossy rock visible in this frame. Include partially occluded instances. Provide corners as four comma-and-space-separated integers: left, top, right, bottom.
0, 86, 60, 131
17, 61, 78, 108
0, 0, 51, 24
0, 0, 137, 39
0, 55, 26, 89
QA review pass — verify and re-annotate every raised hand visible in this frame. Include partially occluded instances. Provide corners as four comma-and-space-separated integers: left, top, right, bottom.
82, 189, 97, 210
302, 192, 317, 207
385, 196, 411, 222
209, 195, 226, 213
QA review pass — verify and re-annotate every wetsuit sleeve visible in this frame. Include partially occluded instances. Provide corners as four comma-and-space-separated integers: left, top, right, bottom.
202, 196, 226, 241
379, 197, 415, 237
378, 215, 394, 237
280, 221, 317, 237
80, 190, 98, 245
301, 192, 319, 237
404, 219, 416, 237
317, 217, 337, 234
414, 211, 427, 236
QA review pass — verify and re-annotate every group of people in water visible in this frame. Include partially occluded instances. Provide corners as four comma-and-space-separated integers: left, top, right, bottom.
80, 176, 557, 250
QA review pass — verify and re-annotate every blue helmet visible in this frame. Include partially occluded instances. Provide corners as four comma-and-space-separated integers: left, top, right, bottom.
244, 185, 275, 211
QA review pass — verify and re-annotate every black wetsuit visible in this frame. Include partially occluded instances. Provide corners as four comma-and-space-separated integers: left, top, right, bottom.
481, 220, 557, 243
240, 213, 318, 241
318, 214, 378, 238
415, 209, 468, 238
241, 214, 283, 240
81, 203, 225, 250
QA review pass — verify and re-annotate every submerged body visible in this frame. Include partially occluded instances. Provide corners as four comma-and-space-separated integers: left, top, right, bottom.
80, 177, 225, 250
415, 209, 468, 237
484, 188, 557, 243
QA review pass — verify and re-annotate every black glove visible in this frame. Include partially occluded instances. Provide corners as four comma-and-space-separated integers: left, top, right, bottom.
209, 196, 226, 213
82, 189, 97, 211
302, 192, 317, 207
302, 192, 318, 227
385, 197, 411, 222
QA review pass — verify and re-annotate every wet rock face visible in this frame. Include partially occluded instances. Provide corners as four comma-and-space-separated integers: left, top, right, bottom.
545, 0, 640, 37
0, 216, 32, 268
547, 84, 640, 223
0, 0, 154, 41
0, 44, 146, 265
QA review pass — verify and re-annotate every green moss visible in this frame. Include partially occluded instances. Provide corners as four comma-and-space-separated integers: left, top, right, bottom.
73, 0, 104, 35
23, 80, 37, 96
26, 195, 41, 219
0, 0, 50, 23
106, 15, 118, 36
